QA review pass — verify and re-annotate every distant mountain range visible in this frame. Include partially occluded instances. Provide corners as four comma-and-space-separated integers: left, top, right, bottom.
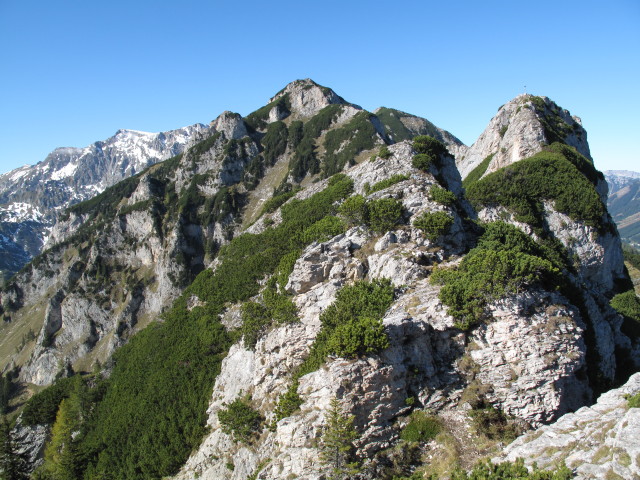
605, 170, 640, 248
0, 124, 207, 280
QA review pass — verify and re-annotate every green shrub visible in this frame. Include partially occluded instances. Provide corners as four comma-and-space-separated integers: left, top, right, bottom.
288, 121, 304, 149
451, 458, 573, 480
431, 222, 562, 330
263, 287, 298, 325
366, 174, 410, 194
217, 397, 264, 443
274, 249, 301, 291
413, 135, 448, 157
367, 198, 404, 233
240, 302, 271, 349
413, 211, 453, 241
274, 381, 303, 422
627, 392, 640, 408
22, 377, 78, 426
611, 290, 640, 321
295, 216, 346, 246
288, 105, 343, 180
260, 189, 299, 216
378, 144, 392, 159
499, 125, 508, 138
262, 121, 288, 167
338, 194, 368, 226
611, 290, 640, 339
245, 95, 291, 131
400, 411, 441, 443
469, 405, 521, 441
623, 244, 640, 270
325, 317, 389, 358
376, 108, 442, 143
412, 153, 435, 172
429, 185, 456, 206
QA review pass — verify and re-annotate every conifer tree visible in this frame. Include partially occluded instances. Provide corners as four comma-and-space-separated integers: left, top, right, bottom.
0, 416, 30, 480
320, 397, 360, 480
43, 397, 81, 480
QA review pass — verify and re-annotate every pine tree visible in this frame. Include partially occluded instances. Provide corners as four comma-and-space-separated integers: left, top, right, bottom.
0, 416, 30, 480
320, 397, 360, 480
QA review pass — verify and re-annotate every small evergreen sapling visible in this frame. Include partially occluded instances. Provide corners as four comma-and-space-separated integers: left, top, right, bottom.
320, 398, 360, 480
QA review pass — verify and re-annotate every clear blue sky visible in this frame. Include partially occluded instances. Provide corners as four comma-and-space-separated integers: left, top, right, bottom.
1, 0, 638, 175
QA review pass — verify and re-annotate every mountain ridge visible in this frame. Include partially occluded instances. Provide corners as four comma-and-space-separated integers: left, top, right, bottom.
0, 79, 638, 479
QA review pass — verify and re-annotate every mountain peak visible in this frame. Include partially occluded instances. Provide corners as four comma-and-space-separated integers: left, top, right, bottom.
269, 78, 347, 119
457, 94, 591, 180
210, 111, 247, 140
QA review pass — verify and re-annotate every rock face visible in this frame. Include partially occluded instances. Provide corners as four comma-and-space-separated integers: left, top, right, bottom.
456, 94, 591, 180
175, 135, 634, 479
498, 372, 640, 479
0, 123, 206, 280
269, 78, 348, 119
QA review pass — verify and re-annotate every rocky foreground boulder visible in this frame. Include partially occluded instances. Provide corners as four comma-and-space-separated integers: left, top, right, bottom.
498, 372, 640, 479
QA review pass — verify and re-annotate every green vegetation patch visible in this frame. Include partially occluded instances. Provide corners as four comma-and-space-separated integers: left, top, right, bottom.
325, 316, 389, 358
245, 94, 291, 131
367, 198, 404, 233
288, 104, 344, 180
530, 96, 578, 146
469, 405, 521, 441
376, 107, 442, 143
322, 111, 379, 177
338, 194, 368, 226
189, 132, 222, 159
217, 396, 264, 443
627, 392, 640, 408
429, 185, 457, 206
22, 376, 78, 426
262, 121, 289, 167
450, 458, 573, 480
431, 222, 562, 330
413, 211, 454, 241
466, 146, 606, 232
610, 290, 640, 340
400, 411, 441, 443
365, 174, 410, 195
462, 153, 494, 189
259, 188, 300, 216
274, 279, 394, 420
623, 244, 640, 271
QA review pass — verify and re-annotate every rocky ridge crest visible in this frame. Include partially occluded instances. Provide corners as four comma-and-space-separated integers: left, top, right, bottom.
457, 95, 593, 184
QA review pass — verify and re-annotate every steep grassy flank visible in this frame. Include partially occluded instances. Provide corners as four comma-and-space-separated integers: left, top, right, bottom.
466, 145, 606, 232
288, 104, 344, 180
322, 111, 380, 177
375, 107, 442, 142
462, 153, 494, 188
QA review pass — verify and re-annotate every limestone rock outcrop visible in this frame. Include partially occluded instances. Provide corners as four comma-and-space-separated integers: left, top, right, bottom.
498, 372, 640, 479
456, 94, 591, 181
